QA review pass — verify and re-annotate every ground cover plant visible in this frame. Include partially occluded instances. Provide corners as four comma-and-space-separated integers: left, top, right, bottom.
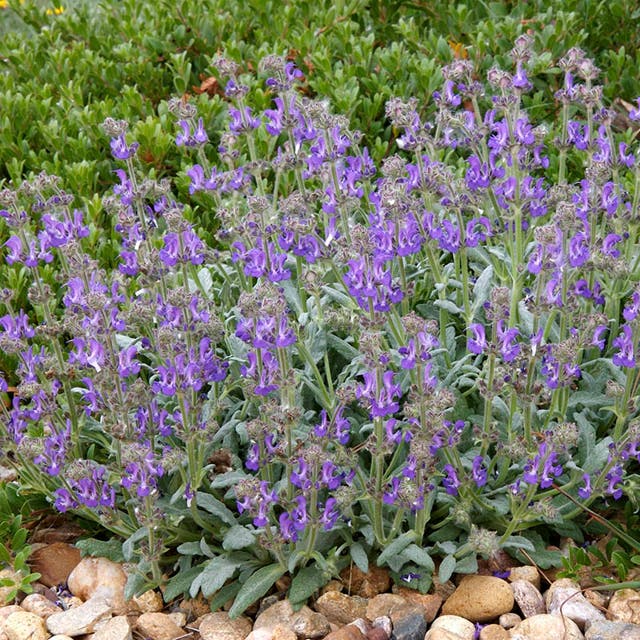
2, 0, 640, 617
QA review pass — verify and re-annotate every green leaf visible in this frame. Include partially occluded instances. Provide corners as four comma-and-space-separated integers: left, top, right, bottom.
122, 527, 149, 562
222, 526, 256, 551
289, 563, 326, 606
401, 545, 435, 572
326, 333, 360, 360
501, 535, 536, 553
176, 541, 203, 556
208, 580, 242, 612
228, 563, 286, 619
377, 531, 416, 567
438, 554, 456, 583
75, 538, 125, 563
349, 542, 369, 574
197, 556, 243, 598
209, 470, 249, 489
124, 571, 147, 600
164, 565, 204, 602
455, 554, 478, 574
196, 492, 236, 526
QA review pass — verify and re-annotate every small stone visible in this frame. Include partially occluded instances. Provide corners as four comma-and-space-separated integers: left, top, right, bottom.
245, 629, 273, 640
607, 589, 640, 624
478, 624, 508, 640
314, 592, 368, 625
390, 612, 426, 640
291, 607, 331, 638
198, 611, 253, 640
272, 624, 297, 640
321, 581, 344, 595
178, 595, 210, 621
4, 612, 47, 640
348, 619, 371, 636
366, 627, 389, 640
432, 576, 456, 602
19, 594, 62, 619
167, 612, 186, 628
508, 567, 540, 590
585, 619, 640, 639
255, 600, 295, 631
0, 607, 23, 621
424, 629, 467, 640
28, 543, 81, 589
49, 635, 75, 640
391, 587, 442, 622
510, 614, 584, 640
510, 580, 545, 618
546, 582, 605, 629
366, 595, 407, 621
441, 576, 515, 622
498, 612, 521, 629
67, 558, 129, 614
0, 571, 19, 606
372, 616, 392, 637
46, 597, 112, 636
583, 589, 608, 610
340, 566, 391, 599
544, 579, 581, 608
93, 616, 132, 640
133, 590, 164, 613
322, 625, 366, 640
429, 615, 476, 639
135, 612, 185, 640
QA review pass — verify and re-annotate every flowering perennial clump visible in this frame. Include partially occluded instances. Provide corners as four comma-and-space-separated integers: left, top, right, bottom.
1, 39, 640, 607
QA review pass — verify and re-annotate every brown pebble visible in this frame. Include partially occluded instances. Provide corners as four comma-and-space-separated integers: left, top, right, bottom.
479, 623, 509, 640
366, 627, 389, 640
322, 625, 366, 640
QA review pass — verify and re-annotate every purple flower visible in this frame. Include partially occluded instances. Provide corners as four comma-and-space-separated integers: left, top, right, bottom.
468, 323, 486, 355
578, 473, 592, 499
471, 455, 487, 487
612, 324, 636, 368
320, 498, 339, 530
568, 232, 590, 267
118, 345, 140, 378
465, 217, 491, 248
443, 464, 460, 496
110, 133, 139, 160
605, 465, 623, 500
497, 320, 520, 362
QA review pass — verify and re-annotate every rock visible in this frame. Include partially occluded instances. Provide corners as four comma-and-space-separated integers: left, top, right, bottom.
340, 566, 391, 599
546, 582, 605, 629
198, 612, 253, 640
271, 624, 297, 640
441, 576, 514, 622
291, 608, 331, 638
583, 590, 608, 610
429, 615, 476, 639
432, 576, 457, 602
93, 616, 132, 640
46, 597, 112, 636
510, 580, 545, 618
314, 592, 368, 625
28, 543, 81, 589
49, 635, 75, 640
372, 616, 392, 636
133, 590, 164, 613
366, 628, 389, 640
19, 594, 62, 619
0, 607, 24, 621
544, 579, 581, 608
168, 612, 186, 628
178, 595, 210, 620
508, 567, 540, 590
67, 557, 128, 614
478, 624, 508, 640
585, 619, 640, 639
509, 614, 584, 640
135, 612, 185, 640
348, 619, 371, 636
424, 629, 467, 640
245, 630, 274, 640
0, 571, 19, 605
366, 595, 408, 621
255, 600, 296, 630
391, 587, 442, 622
322, 625, 366, 640
321, 581, 344, 595
390, 611, 426, 640
607, 589, 640, 624
4, 612, 47, 640
498, 612, 521, 629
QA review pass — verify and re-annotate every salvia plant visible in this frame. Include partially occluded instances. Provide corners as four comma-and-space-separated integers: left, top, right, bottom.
2, 38, 640, 614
